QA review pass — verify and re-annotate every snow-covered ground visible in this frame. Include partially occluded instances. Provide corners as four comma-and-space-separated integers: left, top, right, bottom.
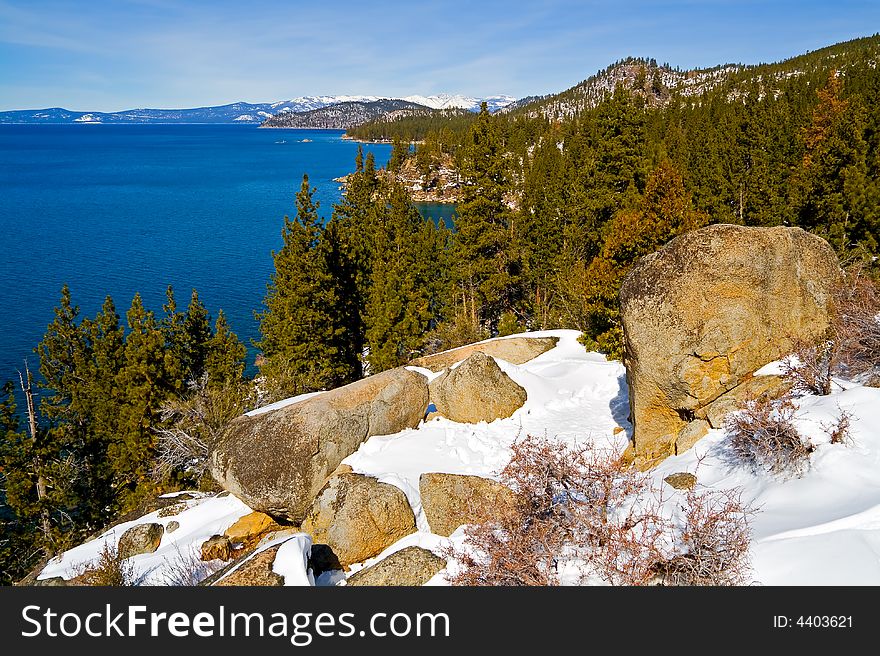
38, 329, 880, 585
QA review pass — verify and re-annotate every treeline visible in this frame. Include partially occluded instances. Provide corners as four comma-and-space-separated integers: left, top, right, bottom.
0, 287, 248, 583
352, 36, 880, 355
255, 149, 450, 398
346, 108, 474, 144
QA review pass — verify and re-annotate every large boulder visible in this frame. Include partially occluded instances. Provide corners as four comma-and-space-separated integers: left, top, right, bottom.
620, 225, 840, 466
214, 547, 285, 587
210, 367, 429, 522
419, 473, 517, 537
428, 353, 527, 424
117, 523, 164, 559
301, 473, 417, 567
411, 336, 559, 372
346, 547, 446, 586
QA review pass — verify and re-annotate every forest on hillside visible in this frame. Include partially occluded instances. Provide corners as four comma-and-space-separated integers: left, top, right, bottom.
2, 35, 879, 585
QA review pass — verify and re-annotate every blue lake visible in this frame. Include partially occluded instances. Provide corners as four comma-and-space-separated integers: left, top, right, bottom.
0, 124, 456, 384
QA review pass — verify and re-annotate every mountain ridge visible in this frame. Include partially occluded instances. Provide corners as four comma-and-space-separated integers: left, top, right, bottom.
0, 94, 515, 125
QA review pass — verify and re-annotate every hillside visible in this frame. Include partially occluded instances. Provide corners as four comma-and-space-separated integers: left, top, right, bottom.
259, 99, 434, 129
33, 330, 880, 586
0, 94, 514, 125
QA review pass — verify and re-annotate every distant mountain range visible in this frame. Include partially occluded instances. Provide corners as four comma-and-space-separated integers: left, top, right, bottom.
261, 99, 435, 130
0, 94, 516, 125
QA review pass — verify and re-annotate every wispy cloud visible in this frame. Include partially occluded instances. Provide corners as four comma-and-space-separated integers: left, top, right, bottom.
0, 0, 878, 110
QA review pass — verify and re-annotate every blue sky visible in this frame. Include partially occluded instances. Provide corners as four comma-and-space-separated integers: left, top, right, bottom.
0, 0, 878, 111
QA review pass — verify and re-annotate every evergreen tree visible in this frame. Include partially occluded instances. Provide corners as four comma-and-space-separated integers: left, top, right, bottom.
112, 293, 167, 507
182, 289, 213, 381
795, 72, 874, 253
364, 185, 445, 371
453, 102, 522, 331
257, 175, 350, 399
160, 286, 187, 394
388, 136, 408, 173
76, 295, 125, 520
205, 310, 247, 387
580, 161, 708, 356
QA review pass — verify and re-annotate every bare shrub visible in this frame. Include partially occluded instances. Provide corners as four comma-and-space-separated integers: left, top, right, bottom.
74, 542, 137, 586
726, 397, 814, 477
154, 375, 250, 481
650, 489, 752, 586
444, 435, 754, 586
443, 437, 660, 586
443, 437, 598, 586
157, 543, 226, 586
822, 408, 854, 446
783, 267, 880, 394
782, 341, 834, 396
831, 265, 880, 383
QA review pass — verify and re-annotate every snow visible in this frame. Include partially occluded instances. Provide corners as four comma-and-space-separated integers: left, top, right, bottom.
38, 329, 880, 585
245, 390, 324, 416
649, 383, 880, 585
38, 493, 253, 585
272, 535, 315, 586
402, 94, 515, 111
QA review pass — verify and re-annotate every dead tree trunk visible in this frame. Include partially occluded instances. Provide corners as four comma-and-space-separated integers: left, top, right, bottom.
18, 363, 53, 556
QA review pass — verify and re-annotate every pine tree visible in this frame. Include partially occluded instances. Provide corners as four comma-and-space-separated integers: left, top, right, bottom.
76, 295, 125, 520
160, 286, 187, 394
364, 185, 444, 371
388, 136, 408, 173
580, 161, 708, 357
795, 72, 873, 253
453, 102, 522, 331
257, 175, 351, 399
205, 310, 246, 387
112, 293, 167, 507
37, 285, 88, 431
182, 289, 213, 381
0, 382, 39, 584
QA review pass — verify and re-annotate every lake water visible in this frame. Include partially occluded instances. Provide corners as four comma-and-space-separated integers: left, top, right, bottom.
0, 124, 455, 384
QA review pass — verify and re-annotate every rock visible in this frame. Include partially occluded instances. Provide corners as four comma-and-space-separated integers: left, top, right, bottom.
412, 336, 559, 372
210, 367, 429, 522
664, 472, 698, 490
224, 512, 280, 546
144, 493, 195, 513
620, 225, 840, 466
117, 523, 164, 559
419, 473, 517, 537
428, 353, 527, 423
157, 502, 187, 517
165, 521, 180, 534
696, 374, 792, 428
346, 547, 446, 586
201, 535, 234, 562
301, 473, 416, 567
214, 547, 284, 586
675, 419, 711, 455
258, 528, 302, 548
34, 577, 68, 587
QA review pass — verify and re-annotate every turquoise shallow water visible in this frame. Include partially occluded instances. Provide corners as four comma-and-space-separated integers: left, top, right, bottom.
0, 124, 409, 383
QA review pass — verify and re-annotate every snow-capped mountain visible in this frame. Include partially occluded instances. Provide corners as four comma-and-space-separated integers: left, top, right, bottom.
401, 93, 515, 112
261, 99, 432, 130
0, 94, 515, 124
